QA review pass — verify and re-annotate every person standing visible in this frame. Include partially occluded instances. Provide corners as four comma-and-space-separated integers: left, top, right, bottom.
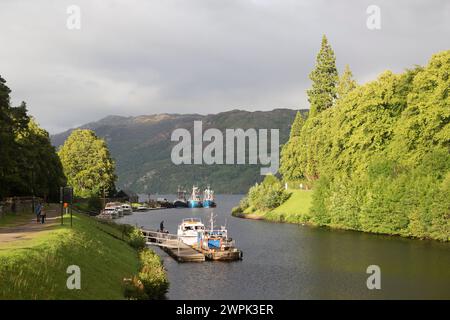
160, 220, 164, 232
40, 204, 46, 224
35, 202, 41, 223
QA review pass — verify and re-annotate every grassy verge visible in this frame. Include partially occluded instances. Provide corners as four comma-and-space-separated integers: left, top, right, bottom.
0, 213, 166, 299
0, 210, 34, 228
233, 189, 313, 224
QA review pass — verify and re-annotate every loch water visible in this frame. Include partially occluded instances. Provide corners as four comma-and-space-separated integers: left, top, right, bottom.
117, 195, 450, 299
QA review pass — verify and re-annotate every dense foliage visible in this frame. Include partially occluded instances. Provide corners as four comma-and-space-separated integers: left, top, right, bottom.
238, 175, 290, 213
0, 76, 65, 200
58, 129, 117, 198
280, 49, 450, 241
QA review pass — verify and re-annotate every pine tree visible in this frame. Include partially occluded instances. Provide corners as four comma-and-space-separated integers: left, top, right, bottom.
279, 111, 306, 180
289, 111, 305, 138
307, 35, 339, 116
337, 64, 357, 99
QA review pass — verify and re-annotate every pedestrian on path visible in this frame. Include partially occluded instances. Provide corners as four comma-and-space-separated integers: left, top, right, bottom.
35, 202, 42, 223
40, 204, 46, 224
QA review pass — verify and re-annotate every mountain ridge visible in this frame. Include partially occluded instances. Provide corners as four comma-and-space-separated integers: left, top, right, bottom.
51, 108, 307, 193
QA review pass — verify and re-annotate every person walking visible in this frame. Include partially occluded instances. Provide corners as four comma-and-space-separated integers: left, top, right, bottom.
35, 202, 41, 223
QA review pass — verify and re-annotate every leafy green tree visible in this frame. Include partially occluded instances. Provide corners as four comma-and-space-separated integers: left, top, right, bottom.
307, 35, 339, 116
289, 111, 305, 138
262, 50, 450, 241
0, 76, 65, 200
337, 64, 357, 99
279, 112, 306, 180
13, 118, 66, 200
58, 129, 117, 198
0, 78, 32, 198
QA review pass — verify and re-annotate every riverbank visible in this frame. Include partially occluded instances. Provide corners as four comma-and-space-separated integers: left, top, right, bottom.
232, 189, 449, 242
232, 189, 313, 224
0, 209, 168, 299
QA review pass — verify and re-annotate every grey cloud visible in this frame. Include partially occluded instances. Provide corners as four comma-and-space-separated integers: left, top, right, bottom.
0, 0, 448, 133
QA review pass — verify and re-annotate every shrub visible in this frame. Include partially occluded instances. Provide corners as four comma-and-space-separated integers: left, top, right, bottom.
246, 175, 290, 211
138, 249, 169, 299
128, 227, 146, 250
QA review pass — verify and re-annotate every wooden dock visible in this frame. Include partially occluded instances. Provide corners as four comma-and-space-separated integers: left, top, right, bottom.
141, 229, 205, 262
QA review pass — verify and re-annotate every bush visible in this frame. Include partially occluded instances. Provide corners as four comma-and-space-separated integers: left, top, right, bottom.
128, 227, 146, 250
138, 249, 169, 299
246, 175, 290, 211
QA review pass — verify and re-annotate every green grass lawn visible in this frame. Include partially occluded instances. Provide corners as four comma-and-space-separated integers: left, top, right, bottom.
0, 213, 141, 299
250, 189, 313, 223
0, 210, 34, 228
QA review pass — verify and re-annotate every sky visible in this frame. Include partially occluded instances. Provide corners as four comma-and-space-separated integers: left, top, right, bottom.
0, 0, 449, 134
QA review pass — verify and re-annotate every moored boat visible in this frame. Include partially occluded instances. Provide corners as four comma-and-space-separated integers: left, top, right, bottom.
121, 203, 133, 215
105, 202, 123, 217
198, 213, 243, 261
188, 186, 202, 208
202, 185, 216, 208
173, 186, 188, 208
177, 218, 205, 246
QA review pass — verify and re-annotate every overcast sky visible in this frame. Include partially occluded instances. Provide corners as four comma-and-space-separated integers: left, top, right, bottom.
0, 0, 449, 133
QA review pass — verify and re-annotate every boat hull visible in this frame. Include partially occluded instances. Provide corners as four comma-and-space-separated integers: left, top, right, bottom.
188, 200, 203, 208
203, 249, 243, 261
202, 200, 216, 208
173, 200, 188, 208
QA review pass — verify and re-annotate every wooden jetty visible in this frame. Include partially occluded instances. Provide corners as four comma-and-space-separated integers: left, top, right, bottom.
141, 229, 205, 262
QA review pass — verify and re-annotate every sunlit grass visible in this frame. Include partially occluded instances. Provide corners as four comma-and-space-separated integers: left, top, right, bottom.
0, 214, 140, 299
242, 189, 314, 223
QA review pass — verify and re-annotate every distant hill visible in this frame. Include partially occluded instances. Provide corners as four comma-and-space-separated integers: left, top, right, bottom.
51, 109, 307, 194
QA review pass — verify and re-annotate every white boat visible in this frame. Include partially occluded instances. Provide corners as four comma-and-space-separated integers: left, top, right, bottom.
101, 207, 118, 219
177, 218, 205, 246
105, 202, 124, 217
121, 203, 133, 215
137, 204, 149, 211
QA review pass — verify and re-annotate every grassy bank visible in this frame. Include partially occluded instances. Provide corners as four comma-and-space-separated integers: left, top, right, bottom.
0, 213, 167, 299
233, 189, 313, 224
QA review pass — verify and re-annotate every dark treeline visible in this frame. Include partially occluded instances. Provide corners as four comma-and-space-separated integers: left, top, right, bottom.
279, 37, 449, 241
0, 76, 66, 201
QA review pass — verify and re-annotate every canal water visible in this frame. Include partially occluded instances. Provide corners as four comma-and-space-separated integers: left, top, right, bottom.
117, 195, 450, 299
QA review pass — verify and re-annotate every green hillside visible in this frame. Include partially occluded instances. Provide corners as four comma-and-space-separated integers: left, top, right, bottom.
51, 109, 305, 193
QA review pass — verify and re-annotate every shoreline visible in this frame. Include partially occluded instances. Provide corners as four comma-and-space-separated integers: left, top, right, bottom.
232, 210, 448, 243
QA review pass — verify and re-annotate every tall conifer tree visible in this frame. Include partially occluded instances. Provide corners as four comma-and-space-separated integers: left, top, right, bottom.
307, 35, 338, 116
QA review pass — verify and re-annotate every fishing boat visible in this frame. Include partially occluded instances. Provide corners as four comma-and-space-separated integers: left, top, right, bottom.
202, 185, 216, 208
198, 213, 243, 261
188, 186, 203, 208
177, 218, 205, 246
173, 186, 188, 208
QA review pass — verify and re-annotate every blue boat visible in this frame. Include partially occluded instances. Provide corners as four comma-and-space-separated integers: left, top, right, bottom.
202, 185, 216, 208
188, 186, 203, 208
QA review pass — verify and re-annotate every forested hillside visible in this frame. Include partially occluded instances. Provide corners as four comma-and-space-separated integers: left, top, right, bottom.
52, 109, 304, 193
236, 36, 449, 241
281, 49, 450, 241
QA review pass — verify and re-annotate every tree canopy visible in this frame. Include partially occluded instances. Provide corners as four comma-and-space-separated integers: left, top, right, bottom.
58, 129, 117, 198
278, 49, 450, 241
0, 75, 65, 200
